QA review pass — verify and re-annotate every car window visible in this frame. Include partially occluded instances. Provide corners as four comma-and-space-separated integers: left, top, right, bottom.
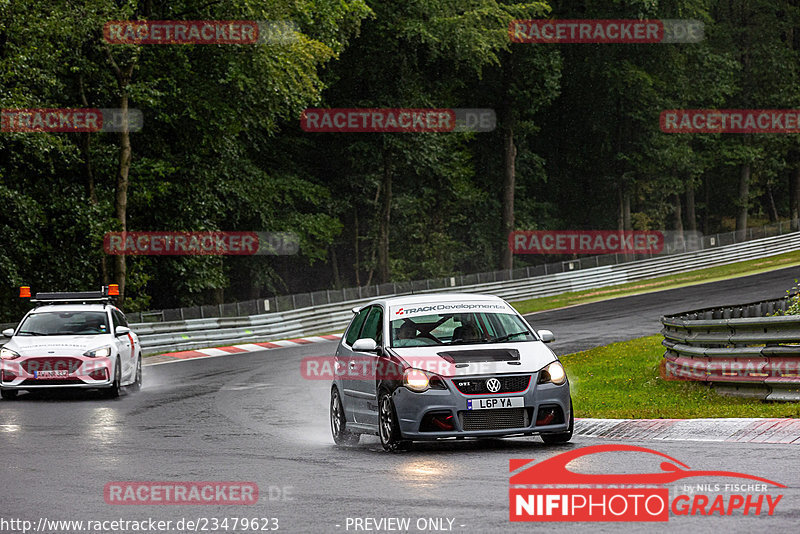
17, 311, 110, 336
360, 307, 383, 345
344, 307, 370, 346
390, 311, 535, 347
112, 309, 128, 329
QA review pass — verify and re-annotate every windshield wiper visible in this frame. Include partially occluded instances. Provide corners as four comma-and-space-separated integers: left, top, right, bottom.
17, 330, 48, 336
493, 331, 530, 343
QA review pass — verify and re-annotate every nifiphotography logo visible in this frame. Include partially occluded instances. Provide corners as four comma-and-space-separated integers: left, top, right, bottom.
510, 444, 784, 522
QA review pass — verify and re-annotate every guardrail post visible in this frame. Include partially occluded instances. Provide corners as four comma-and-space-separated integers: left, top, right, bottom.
291, 294, 296, 309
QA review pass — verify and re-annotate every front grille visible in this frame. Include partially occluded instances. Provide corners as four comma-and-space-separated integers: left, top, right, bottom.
459, 408, 530, 431
452, 375, 531, 395
21, 378, 84, 385
21, 357, 82, 374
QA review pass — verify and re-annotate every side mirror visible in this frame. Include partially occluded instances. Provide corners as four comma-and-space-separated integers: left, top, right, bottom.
2, 328, 14, 338
351, 306, 361, 315
115, 326, 131, 336
352, 338, 377, 352
537, 330, 555, 343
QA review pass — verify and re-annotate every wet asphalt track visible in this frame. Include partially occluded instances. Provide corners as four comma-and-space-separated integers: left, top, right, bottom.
2, 266, 800, 533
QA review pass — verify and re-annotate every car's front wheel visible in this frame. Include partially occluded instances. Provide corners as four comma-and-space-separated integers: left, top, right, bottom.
104, 359, 121, 399
129, 355, 142, 392
0, 388, 18, 400
330, 387, 359, 446
541, 398, 574, 444
378, 389, 411, 452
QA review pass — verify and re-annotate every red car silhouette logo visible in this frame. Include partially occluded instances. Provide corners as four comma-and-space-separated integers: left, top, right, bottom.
510, 444, 784, 487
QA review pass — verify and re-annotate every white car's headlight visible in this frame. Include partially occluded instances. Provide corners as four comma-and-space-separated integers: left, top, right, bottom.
0, 347, 20, 360
538, 361, 567, 385
84, 346, 112, 358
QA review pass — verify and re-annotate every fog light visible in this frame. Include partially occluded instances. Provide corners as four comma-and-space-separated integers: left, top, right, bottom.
536, 405, 564, 426
1, 369, 16, 382
89, 368, 108, 381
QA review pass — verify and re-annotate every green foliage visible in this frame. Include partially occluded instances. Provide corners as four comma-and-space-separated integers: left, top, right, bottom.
772, 279, 800, 316
3, 0, 800, 318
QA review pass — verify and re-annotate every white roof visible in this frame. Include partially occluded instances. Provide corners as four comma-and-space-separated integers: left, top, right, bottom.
375, 292, 506, 307
29, 304, 115, 314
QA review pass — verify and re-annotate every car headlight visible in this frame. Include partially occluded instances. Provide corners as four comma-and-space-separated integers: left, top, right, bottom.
0, 347, 20, 360
537, 361, 567, 385
402, 368, 447, 392
84, 346, 112, 358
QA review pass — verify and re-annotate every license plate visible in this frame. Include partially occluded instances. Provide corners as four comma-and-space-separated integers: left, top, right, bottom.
34, 370, 69, 379
467, 397, 524, 410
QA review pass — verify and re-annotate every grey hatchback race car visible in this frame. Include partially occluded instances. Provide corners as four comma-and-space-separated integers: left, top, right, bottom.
330, 293, 572, 451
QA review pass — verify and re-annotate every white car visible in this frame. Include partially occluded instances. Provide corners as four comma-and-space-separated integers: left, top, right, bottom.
330, 293, 572, 451
0, 287, 141, 399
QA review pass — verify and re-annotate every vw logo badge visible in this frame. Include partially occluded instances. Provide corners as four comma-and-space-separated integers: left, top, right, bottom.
486, 378, 501, 393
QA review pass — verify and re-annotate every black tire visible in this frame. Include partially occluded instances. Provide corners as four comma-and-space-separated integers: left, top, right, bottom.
378, 389, 411, 452
541, 398, 574, 444
330, 387, 360, 446
1, 388, 18, 400
129, 356, 142, 392
104, 359, 121, 399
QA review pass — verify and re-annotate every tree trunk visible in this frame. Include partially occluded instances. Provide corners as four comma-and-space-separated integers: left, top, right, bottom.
685, 182, 697, 232
330, 245, 341, 289
623, 188, 631, 230
736, 163, 750, 240
672, 193, 684, 254
791, 164, 800, 224
765, 182, 779, 222
500, 113, 516, 270
377, 144, 392, 284
353, 211, 360, 287
78, 74, 108, 285
104, 45, 136, 303
703, 175, 710, 234
114, 94, 132, 302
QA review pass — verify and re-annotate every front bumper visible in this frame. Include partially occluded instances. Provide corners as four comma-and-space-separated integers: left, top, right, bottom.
392, 372, 571, 440
0, 355, 113, 389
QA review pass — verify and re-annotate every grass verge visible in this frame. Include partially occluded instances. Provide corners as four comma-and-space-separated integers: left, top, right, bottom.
512, 249, 800, 315
562, 335, 800, 418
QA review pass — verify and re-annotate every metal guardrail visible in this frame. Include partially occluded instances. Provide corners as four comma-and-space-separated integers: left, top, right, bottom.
127, 219, 800, 323
131, 231, 800, 356
661, 297, 800, 401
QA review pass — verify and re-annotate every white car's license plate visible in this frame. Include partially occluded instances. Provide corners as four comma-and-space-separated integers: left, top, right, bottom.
35, 370, 69, 379
467, 397, 524, 410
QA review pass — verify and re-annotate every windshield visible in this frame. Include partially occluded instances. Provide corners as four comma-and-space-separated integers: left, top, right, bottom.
17, 311, 110, 336
390, 312, 536, 347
